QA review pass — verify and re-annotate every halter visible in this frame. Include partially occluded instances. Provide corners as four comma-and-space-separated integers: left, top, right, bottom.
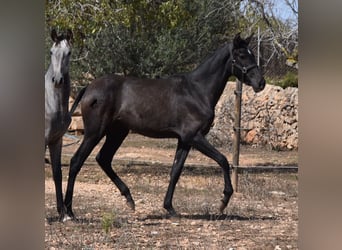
231, 59, 258, 75
231, 56, 259, 108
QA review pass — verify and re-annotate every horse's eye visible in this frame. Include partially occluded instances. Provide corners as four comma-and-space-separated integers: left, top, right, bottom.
50, 51, 52, 55
67, 51, 71, 56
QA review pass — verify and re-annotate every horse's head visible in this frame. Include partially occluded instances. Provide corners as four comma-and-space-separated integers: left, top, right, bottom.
49, 29, 72, 87
231, 33, 265, 93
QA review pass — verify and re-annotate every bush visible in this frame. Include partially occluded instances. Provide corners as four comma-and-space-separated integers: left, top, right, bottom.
278, 72, 298, 88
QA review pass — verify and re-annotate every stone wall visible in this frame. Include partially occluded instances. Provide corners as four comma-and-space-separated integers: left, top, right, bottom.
207, 82, 298, 150
69, 82, 298, 150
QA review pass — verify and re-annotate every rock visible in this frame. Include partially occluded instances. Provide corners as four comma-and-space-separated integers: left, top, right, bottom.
245, 129, 257, 143
207, 82, 298, 150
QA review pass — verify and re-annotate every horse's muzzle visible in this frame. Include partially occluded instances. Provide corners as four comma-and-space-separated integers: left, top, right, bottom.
254, 78, 266, 93
52, 76, 64, 87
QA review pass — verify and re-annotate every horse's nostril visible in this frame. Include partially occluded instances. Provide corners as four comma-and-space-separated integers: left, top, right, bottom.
260, 79, 266, 89
53, 77, 64, 85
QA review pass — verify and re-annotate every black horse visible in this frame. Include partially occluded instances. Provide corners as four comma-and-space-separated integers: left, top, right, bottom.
63, 33, 265, 221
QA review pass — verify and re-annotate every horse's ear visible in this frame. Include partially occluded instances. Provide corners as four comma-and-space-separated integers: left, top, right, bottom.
233, 32, 242, 49
245, 33, 254, 45
51, 29, 58, 42
66, 29, 73, 42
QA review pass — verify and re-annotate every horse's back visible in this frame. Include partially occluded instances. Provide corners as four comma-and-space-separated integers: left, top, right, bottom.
82, 74, 186, 109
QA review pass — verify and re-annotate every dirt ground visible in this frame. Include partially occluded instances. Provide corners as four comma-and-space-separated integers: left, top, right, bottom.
45, 133, 298, 249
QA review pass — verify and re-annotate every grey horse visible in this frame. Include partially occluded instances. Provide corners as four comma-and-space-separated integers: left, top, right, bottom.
45, 29, 81, 221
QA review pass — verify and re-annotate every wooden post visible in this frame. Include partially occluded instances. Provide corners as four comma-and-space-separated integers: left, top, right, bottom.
232, 79, 243, 192
257, 26, 260, 66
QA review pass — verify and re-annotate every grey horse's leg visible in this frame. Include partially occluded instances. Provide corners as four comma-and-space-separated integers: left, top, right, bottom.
48, 138, 65, 221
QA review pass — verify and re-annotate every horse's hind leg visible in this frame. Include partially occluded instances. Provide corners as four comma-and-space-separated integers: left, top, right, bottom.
95, 124, 135, 210
48, 138, 65, 220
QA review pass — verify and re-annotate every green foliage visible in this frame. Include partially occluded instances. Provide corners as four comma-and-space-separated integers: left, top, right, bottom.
101, 210, 124, 233
101, 212, 115, 234
278, 71, 298, 88
268, 71, 298, 89
45, 0, 297, 91
46, 0, 241, 84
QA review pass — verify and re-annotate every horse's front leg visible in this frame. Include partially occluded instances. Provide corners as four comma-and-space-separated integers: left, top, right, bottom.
191, 133, 233, 213
48, 138, 65, 221
163, 140, 191, 216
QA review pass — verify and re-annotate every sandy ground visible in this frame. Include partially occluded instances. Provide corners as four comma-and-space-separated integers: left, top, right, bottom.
45, 133, 298, 249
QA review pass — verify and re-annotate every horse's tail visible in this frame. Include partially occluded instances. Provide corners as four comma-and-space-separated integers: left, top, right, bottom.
69, 86, 88, 116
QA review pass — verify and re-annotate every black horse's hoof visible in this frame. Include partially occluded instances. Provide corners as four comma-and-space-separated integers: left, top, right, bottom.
219, 200, 228, 214
127, 200, 135, 211
165, 207, 180, 218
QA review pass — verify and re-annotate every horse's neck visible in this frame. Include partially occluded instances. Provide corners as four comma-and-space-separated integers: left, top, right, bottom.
189, 44, 233, 109
45, 68, 70, 114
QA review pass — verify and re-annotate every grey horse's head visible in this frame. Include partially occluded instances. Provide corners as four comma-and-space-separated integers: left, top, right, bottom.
49, 29, 73, 87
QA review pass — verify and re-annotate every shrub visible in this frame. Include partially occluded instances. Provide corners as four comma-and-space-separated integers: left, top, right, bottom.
278, 71, 298, 88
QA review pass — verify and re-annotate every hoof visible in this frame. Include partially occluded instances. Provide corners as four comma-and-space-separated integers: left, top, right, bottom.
57, 212, 74, 223
127, 200, 135, 211
219, 200, 227, 214
62, 214, 74, 222
166, 207, 179, 217
65, 209, 76, 221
